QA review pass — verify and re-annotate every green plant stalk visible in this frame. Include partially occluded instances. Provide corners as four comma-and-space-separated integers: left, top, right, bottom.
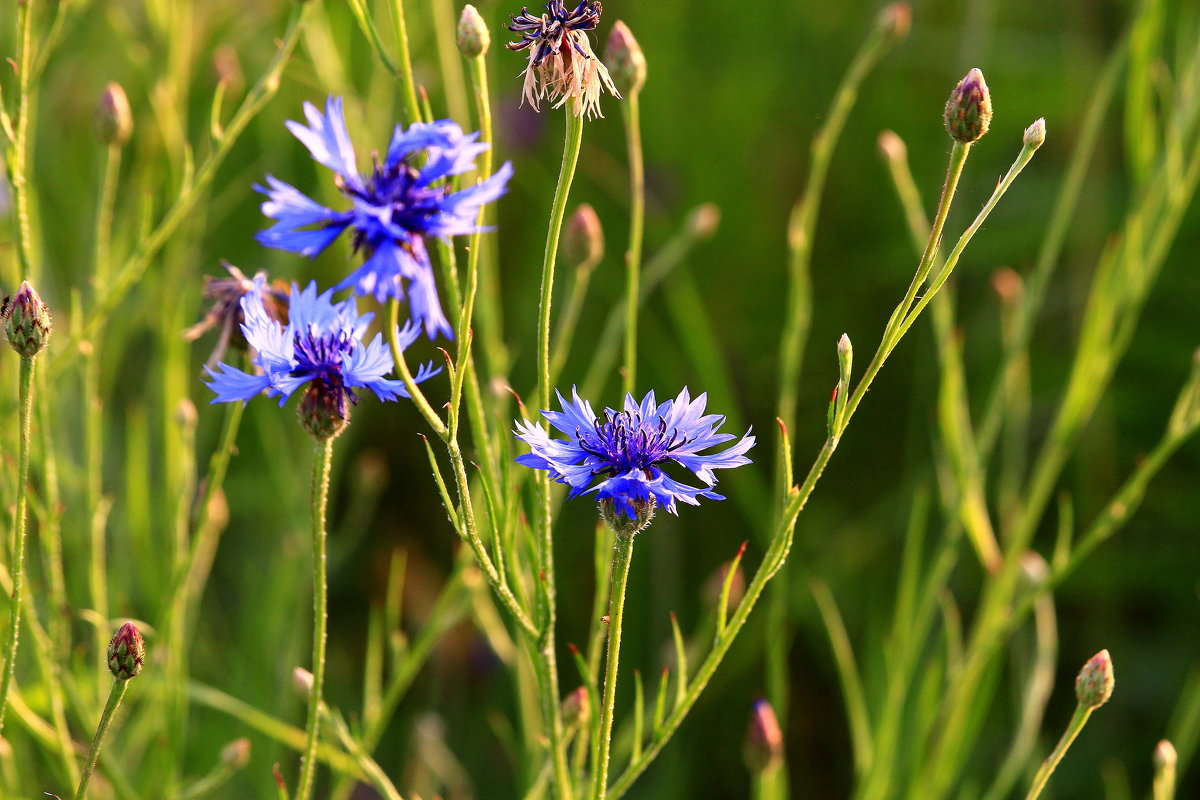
73, 679, 130, 800
431, 0, 470, 124
295, 437, 334, 800
8, 0, 37, 285
390, 0, 423, 124
621, 91, 645, 397
1024, 703, 1094, 800
46, 1, 311, 381
591, 531, 636, 800
0, 356, 36, 738
534, 109, 586, 800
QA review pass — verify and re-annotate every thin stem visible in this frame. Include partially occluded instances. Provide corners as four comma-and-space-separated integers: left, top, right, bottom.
389, 0, 423, 125
1023, 704, 1094, 800
0, 356, 36, 737
10, 0, 38, 284
591, 532, 636, 800
621, 92, 644, 397
73, 679, 130, 800
295, 437, 334, 800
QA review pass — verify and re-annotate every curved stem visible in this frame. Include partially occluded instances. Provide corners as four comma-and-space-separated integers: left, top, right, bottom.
621, 93, 644, 397
0, 356, 36, 737
296, 437, 334, 800
1024, 704, 1093, 800
591, 532, 635, 800
72, 679, 130, 800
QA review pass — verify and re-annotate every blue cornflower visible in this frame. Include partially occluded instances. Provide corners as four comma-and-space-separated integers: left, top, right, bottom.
514, 387, 755, 522
256, 97, 513, 340
204, 278, 438, 437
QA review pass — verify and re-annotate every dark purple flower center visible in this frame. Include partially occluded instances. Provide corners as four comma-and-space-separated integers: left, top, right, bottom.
340, 161, 450, 250
293, 325, 359, 414
507, 1, 602, 66
577, 410, 690, 476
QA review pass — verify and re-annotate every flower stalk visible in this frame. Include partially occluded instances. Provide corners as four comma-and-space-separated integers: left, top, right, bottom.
0, 355, 34, 738
591, 526, 637, 800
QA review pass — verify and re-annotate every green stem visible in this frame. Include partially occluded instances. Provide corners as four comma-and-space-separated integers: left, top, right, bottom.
0, 356, 36, 737
10, 0, 37, 284
389, 0, 423, 125
591, 531, 635, 800
73, 679, 130, 800
295, 437, 334, 800
621, 92, 644, 397
1023, 704, 1094, 800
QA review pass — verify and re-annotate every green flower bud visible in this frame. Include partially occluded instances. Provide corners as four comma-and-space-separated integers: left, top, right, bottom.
4, 280, 52, 358
457, 4, 491, 57
107, 622, 146, 681
298, 381, 349, 441
562, 686, 590, 727
1075, 649, 1114, 709
95, 82, 133, 147
605, 21, 646, 96
944, 68, 992, 144
599, 496, 655, 538
1024, 117, 1047, 149
222, 738, 252, 770
743, 699, 784, 775
564, 203, 604, 268
877, 3, 911, 44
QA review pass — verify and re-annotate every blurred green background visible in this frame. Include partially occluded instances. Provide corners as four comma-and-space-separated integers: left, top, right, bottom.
1, 0, 1198, 797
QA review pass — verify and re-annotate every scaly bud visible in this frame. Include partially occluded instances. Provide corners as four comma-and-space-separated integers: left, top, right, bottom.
605, 21, 646, 96
4, 280, 52, 358
1024, 117, 1047, 149
944, 68, 992, 144
564, 203, 604, 268
743, 699, 784, 775
95, 82, 133, 147
107, 622, 146, 680
599, 496, 655, 538
457, 4, 491, 57
562, 686, 590, 727
1074, 649, 1114, 709
877, 3, 911, 43
298, 380, 349, 441
221, 738, 252, 770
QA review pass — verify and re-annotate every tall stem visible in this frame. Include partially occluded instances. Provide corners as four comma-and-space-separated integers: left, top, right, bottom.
621, 93, 644, 397
0, 355, 35, 736
296, 437, 334, 800
1023, 704, 1093, 800
591, 532, 635, 800
72, 679, 130, 800
389, 0, 423, 125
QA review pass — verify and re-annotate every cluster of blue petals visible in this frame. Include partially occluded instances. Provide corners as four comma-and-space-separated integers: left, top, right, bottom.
256, 97, 512, 340
204, 278, 438, 414
515, 387, 755, 520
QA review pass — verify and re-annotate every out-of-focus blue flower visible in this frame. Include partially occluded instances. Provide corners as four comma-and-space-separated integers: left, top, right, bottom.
514, 387, 755, 520
204, 278, 438, 419
256, 97, 513, 340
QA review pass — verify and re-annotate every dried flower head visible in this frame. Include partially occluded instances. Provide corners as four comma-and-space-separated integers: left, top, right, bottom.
107, 622, 146, 681
514, 387, 755, 526
184, 263, 289, 368
507, 1, 619, 118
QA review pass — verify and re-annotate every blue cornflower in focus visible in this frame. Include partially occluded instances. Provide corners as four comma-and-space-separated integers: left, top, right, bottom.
256, 97, 513, 340
514, 387, 755, 527
204, 277, 438, 439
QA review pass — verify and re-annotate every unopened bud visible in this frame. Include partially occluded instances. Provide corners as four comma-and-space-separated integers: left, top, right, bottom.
702, 558, 745, 609
1154, 739, 1177, 770
562, 686, 590, 726
599, 496, 655, 538
564, 204, 604, 268
95, 82, 133, 147
213, 45, 245, 96
877, 130, 907, 162
743, 699, 784, 775
298, 381, 349, 441
457, 5, 491, 58
1023, 117, 1046, 149
221, 738, 252, 770
107, 622, 146, 680
1074, 649, 1114, 709
1017, 551, 1049, 589
991, 267, 1024, 305
686, 203, 721, 239
4, 280, 52, 358
605, 21, 646, 96
944, 68, 992, 144
877, 3, 911, 43
175, 398, 198, 430
293, 666, 314, 698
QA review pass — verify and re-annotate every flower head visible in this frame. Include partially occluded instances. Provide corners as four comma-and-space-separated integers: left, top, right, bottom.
3, 280, 52, 358
944, 68, 992, 144
256, 97, 512, 339
507, 1, 619, 118
184, 263, 289, 368
203, 278, 438, 436
514, 387, 755, 522
108, 621, 146, 681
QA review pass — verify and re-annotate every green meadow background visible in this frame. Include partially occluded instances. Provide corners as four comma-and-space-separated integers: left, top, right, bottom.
0, 0, 1197, 797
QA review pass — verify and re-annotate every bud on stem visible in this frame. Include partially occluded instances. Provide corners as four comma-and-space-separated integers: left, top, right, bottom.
4, 280, 52, 358
457, 5, 490, 57
944, 68, 992, 144
605, 21, 646, 96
